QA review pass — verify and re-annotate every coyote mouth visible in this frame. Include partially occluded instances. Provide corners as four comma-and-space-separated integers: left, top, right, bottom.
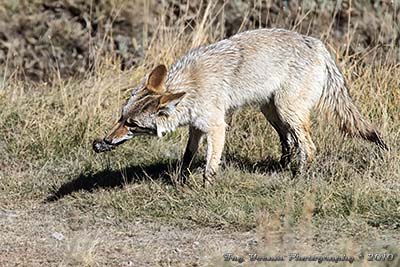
92, 139, 117, 153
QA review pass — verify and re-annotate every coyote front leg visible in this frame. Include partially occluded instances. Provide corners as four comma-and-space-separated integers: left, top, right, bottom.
204, 124, 226, 186
182, 126, 204, 168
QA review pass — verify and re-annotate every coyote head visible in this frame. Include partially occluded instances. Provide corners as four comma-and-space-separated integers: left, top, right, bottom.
93, 65, 185, 153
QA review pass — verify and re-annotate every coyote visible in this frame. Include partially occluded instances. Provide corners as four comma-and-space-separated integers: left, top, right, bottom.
93, 28, 387, 184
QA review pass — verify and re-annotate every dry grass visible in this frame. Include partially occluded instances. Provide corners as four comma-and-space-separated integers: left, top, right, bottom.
1, 1, 399, 266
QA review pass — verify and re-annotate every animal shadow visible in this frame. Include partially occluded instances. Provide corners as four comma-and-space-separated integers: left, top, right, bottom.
46, 154, 284, 202
46, 161, 178, 202
224, 153, 284, 174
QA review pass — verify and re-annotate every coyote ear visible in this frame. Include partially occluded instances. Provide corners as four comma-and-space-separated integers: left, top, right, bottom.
157, 92, 186, 116
146, 65, 167, 94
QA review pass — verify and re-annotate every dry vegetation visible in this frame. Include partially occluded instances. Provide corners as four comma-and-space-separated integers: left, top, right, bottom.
0, 0, 399, 266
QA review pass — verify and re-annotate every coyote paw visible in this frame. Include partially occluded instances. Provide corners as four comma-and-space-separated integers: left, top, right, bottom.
203, 169, 216, 188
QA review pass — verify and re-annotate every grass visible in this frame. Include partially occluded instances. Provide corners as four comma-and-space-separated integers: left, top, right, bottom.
1, 1, 399, 266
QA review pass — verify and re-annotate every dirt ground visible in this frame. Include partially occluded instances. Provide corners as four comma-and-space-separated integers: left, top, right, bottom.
1, 197, 399, 266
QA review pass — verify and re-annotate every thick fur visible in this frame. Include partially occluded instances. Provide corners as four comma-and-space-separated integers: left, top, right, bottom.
319, 50, 388, 149
98, 28, 387, 183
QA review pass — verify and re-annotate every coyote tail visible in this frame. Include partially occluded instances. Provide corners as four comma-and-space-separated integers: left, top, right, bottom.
318, 50, 388, 150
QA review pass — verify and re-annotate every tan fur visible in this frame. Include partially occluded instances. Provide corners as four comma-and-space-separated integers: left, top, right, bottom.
147, 65, 167, 93
106, 122, 130, 144
159, 92, 186, 107
318, 53, 388, 150
98, 28, 387, 184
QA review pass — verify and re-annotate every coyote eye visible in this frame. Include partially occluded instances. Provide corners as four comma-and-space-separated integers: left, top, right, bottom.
125, 118, 139, 127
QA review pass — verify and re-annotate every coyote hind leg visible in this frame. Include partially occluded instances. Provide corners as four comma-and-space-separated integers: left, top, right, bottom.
299, 119, 316, 165
260, 103, 295, 168
261, 103, 316, 171
286, 115, 316, 171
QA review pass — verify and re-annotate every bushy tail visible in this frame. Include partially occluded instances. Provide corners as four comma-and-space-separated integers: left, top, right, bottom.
318, 50, 388, 150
